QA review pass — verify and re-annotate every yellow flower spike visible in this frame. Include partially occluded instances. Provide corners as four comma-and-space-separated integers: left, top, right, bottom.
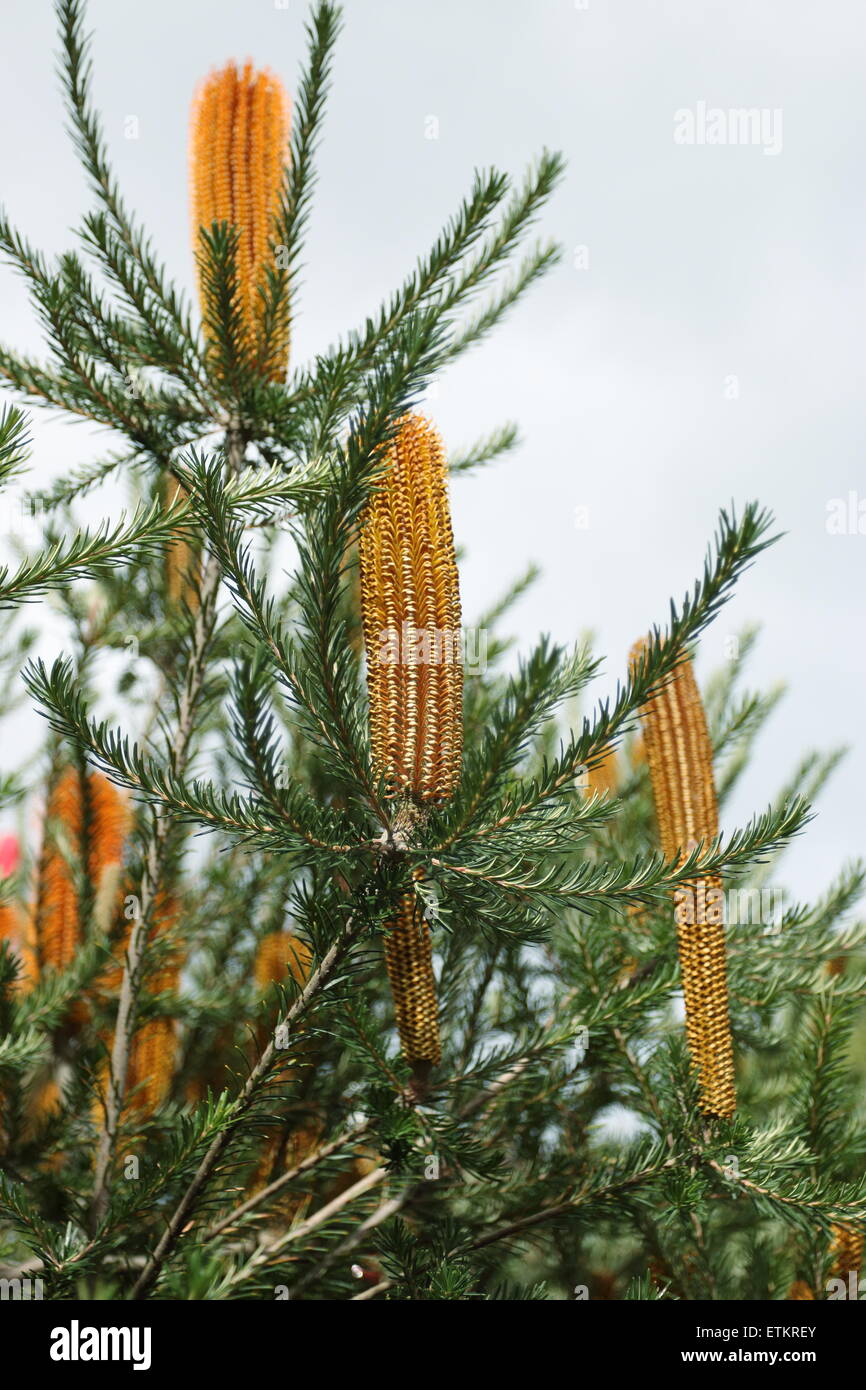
358, 414, 463, 1075
189, 58, 291, 381
383, 883, 441, 1072
631, 640, 736, 1119
359, 413, 462, 802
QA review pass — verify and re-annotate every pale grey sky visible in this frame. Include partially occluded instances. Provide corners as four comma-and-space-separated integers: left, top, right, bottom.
1, 0, 864, 901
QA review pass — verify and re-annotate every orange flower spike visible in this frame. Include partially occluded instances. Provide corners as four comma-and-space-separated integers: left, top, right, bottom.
233, 63, 253, 313
358, 414, 463, 1076
631, 640, 736, 1120
87, 773, 129, 937
189, 59, 291, 379
129, 978, 180, 1113
127, 1017, 177, 1116
35, 769, 128, 974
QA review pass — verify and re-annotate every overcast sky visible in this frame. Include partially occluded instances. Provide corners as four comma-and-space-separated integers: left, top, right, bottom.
1, 0, 864, 903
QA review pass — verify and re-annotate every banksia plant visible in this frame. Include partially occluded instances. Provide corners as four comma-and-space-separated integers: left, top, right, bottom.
189, 59, 291, 381
358, 413, 463, 1077
4, 0, 864, 1312
631, 640, 736, 1119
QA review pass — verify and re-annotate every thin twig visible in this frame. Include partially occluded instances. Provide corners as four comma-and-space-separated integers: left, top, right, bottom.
284, 1187, 417, 1301
225, 1167, 387, 1292
203, 1122, 369, 1244
468, 1158, 676, 1252
130, 906, 367, 1299
351, 1278, 392, 1300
